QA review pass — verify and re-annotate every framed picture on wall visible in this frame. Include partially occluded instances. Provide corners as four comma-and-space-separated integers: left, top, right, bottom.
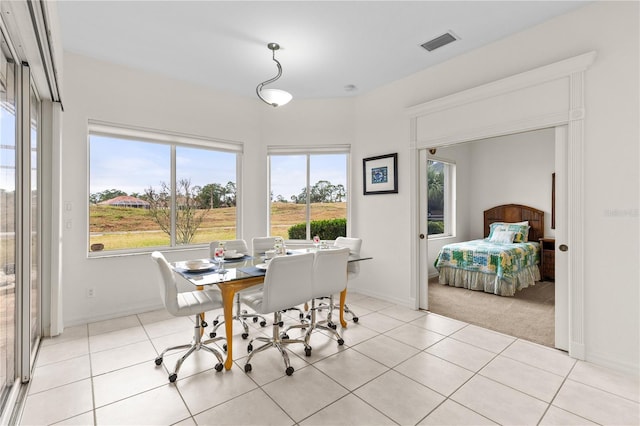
363, 153, 398, 195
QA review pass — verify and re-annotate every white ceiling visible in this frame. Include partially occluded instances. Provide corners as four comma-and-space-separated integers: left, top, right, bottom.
57, 1, 589, 101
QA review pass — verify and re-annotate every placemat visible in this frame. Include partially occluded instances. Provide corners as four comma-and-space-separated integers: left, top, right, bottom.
238, 266, 266, 277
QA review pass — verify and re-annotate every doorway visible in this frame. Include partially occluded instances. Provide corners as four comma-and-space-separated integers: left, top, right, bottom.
417, 128, 564, 348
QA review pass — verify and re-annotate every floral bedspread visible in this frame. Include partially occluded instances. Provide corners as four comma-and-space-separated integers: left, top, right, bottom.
434, 239, 540, 279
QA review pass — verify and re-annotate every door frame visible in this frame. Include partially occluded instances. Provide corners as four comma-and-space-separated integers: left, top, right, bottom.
408, 52, 596, 360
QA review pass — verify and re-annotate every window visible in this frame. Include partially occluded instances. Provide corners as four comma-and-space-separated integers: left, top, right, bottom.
268, 147, 349, 241
427, 159, 455, 237
89, 123, 241, 252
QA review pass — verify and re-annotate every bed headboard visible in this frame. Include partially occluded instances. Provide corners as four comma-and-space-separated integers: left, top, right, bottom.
484, 204, 545, 242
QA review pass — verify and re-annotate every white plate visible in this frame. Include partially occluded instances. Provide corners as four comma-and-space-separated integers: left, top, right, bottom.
224, 252, 245, 259
183, 260, 215, 272
255, 263, 269, 270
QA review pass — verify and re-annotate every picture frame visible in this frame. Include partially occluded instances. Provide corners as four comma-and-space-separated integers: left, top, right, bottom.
363, 153, 398, 195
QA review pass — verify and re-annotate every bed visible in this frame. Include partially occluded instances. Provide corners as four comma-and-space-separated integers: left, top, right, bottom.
434, 204, 544, 296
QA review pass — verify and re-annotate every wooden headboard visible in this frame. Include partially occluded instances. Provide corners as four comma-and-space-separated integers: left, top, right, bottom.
484, 204, 545, 242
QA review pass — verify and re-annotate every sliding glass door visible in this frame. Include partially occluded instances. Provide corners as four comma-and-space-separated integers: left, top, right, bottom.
28, 81, 40, 366
0, 43, 42, 417
0, 33, 16, 411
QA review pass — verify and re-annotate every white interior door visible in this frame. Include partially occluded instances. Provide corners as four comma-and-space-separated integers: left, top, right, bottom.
554, 126, 568, 350
418, 149, 429, 309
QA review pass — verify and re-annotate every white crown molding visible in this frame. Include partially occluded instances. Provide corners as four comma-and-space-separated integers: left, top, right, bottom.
406, 51, 596, 118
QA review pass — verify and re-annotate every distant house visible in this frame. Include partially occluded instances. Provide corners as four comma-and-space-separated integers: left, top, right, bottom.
97, 195, 150, 209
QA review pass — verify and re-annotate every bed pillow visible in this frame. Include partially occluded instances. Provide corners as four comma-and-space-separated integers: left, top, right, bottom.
489, 230, 516, 244
488, 222, 530, 242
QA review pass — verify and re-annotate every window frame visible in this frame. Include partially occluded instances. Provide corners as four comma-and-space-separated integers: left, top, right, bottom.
87, 121, 243, 256
427, 156, 456, 239
267, 145, 351, 242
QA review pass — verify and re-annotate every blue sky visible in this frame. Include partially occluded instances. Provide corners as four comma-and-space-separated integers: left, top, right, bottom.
90, 135, 347, 200
90, 136, 236, 195
271, 154, 347, 201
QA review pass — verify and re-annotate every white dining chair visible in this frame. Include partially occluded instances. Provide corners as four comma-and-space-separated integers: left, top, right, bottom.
303, 247, 350, 345
208, 239, 266, 341
251, 236, 277, 257
333, 237, 363, 322
151, 251, 225, 382
252, 236, 306, 321
240, 252, 314, 376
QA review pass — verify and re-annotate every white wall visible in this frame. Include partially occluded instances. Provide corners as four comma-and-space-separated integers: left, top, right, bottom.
468, 128, 556, 239
351, 1, 638, 374
58, 1, 638, 373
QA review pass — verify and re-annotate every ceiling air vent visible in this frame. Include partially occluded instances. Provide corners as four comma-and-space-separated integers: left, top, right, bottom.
421, 32, 457, 52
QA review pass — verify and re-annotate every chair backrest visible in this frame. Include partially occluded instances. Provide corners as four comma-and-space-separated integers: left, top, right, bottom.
209, 239, 249, 258
151, 251, 180, 315
312, 247, 350, 298
261, 252, 314, 314
252, 236, 277, 257
334, 237, 362, 279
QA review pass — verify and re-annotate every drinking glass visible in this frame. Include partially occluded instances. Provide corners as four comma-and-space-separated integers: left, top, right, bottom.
214, 247, 226, 273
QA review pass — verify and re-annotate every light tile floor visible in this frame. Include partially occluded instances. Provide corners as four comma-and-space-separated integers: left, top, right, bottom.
19, 293, 640, 425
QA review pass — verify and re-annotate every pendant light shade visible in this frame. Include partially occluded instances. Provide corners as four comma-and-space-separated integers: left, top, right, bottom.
256, 42, 292, 107
258, 88, 293, 107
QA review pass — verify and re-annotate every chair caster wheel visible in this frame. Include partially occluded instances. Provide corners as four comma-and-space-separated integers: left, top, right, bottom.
281, 333, 289, 340
209, 332, 216, 338
247, 344, 253, 352
201, 321, 208, 328
329, 323, 337, 330
213, 320, 219, 326
338, 338, 345, 345
285, 366, 294, 376
242, 333, 249, 339
305, 347, 312, 356
222, 343, 227, 352
260, 321, 267, 327
154, 357, 163, 366
353, 317, 359, 323
244, 363, 252, 373
299, 313, 304, 320
253, 317, 258, 323
215, 363, 223, 372
169, 373, 177, 383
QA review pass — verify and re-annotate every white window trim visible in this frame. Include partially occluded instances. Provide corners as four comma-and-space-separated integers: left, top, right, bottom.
427, 156, 456, 240
267, 144, 351, 241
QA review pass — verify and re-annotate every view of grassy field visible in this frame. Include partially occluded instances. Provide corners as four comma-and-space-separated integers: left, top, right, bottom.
90, 202, 346, 251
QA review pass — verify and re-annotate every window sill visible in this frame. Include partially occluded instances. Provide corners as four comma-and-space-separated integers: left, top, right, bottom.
427, 234, 455, 241
87, 244, 208, 259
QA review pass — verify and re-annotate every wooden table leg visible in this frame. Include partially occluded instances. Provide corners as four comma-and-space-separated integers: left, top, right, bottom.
339, 289, 347, 328
219, 286, 236, 370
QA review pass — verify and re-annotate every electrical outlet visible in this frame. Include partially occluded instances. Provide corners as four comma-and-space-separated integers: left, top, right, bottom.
86, 288, 95, 298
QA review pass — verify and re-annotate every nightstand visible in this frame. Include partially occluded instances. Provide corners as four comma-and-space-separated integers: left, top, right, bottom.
539, 238, 555, 281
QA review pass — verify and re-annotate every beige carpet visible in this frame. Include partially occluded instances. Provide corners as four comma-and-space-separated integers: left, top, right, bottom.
427, 277, 555, 348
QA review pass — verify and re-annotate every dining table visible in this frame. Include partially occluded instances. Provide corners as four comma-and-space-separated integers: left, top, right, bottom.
173, 248, 371, 370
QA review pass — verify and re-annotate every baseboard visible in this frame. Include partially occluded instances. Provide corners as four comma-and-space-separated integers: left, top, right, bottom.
586, 350, 640, 377
348, 287, 415, 309
63, 301, 164, 329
